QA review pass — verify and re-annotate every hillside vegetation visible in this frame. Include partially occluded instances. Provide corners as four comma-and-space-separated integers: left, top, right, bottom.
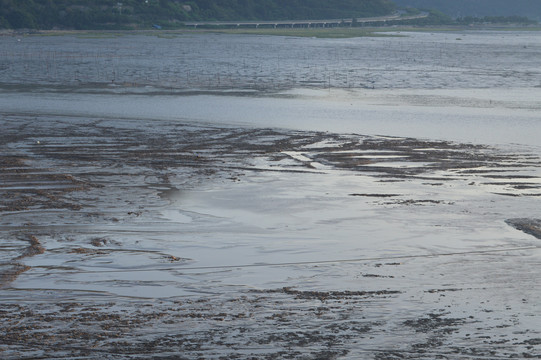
0, 0, 396, 30
393, 0, 541, 20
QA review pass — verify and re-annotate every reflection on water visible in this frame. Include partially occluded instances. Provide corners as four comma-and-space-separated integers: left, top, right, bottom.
1, 88, 540, 146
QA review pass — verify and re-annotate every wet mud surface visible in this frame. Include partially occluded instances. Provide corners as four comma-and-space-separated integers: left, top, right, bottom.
1, 114, 541, 359
2, 30, 541, 359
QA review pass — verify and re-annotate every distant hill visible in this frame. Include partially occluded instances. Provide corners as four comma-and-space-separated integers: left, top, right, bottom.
393, 0, 541, 20
0, 0, 396, 30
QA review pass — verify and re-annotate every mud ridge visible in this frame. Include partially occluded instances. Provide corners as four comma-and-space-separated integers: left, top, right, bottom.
505, 218, 541, 239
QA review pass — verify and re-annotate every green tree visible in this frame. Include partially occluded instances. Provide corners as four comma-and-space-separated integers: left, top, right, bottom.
6, 9, 36, 28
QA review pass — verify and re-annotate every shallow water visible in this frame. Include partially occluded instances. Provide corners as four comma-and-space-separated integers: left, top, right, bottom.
3, 87, 540, 146
1, 31, 541, 146
2, 31, 541, 90
1, 30, 541, 359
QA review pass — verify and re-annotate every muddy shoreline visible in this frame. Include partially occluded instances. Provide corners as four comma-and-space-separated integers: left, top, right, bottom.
1, 113, 541, 358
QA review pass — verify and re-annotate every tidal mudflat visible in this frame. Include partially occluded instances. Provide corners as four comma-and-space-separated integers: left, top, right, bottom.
1, 31, 541, 359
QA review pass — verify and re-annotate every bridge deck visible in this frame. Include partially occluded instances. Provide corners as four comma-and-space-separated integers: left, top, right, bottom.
183, 13, 428, 28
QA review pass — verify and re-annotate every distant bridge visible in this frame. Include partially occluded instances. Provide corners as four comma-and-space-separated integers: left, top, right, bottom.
183, 13, 428, 29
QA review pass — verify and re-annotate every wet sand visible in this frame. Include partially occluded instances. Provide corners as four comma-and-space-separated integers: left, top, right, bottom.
1, 113, 541, 359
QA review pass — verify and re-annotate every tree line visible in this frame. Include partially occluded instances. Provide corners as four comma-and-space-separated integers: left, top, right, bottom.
455, 15, 537, 26
0, 0, 396, 30
393, 0, 541, 20
381, 10, 537, 27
